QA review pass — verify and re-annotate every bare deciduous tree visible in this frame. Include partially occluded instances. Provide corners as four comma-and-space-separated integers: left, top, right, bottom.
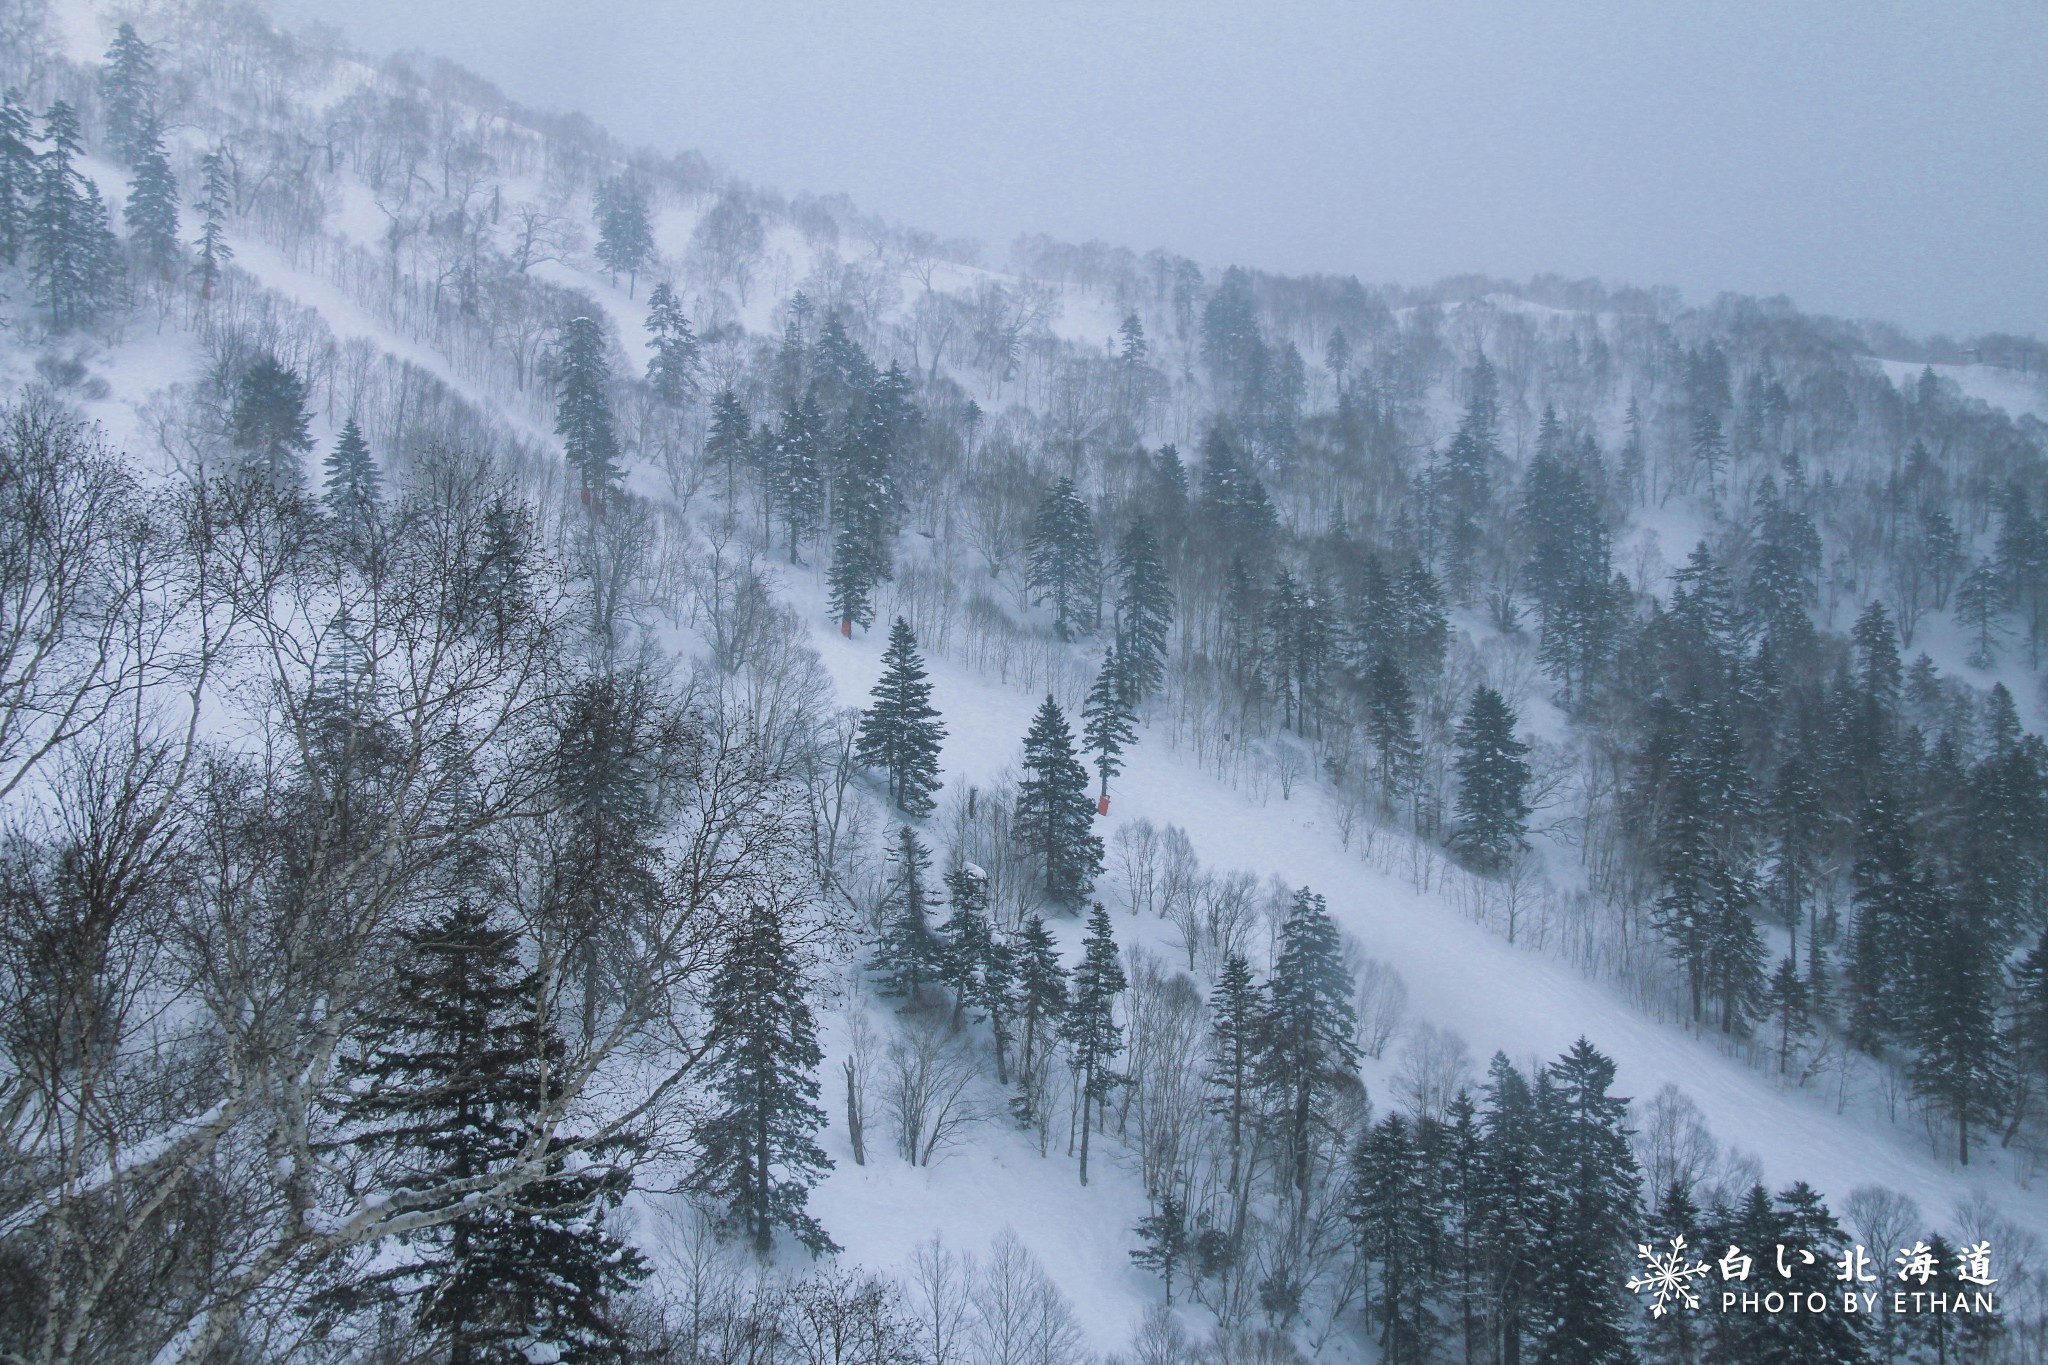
1200, 870, 1260, 977
886, 1012, 982, 1167
1392, 1022, 1473, 1124
1115, 817, 1162, 918
1354, 957, 1407, 1060
970, 1230, 1086, 1365
0, 400, 186, 805
907, 1234, 976, 1365
1, 436, 824, 1363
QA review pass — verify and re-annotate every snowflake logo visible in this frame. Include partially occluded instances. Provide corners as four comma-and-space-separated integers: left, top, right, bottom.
1628, 1235, 1712, 1318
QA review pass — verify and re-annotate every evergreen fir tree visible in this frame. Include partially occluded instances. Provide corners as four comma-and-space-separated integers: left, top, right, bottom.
338, 905, 541, 1180
1114, 311, 1156, 420
1349, 552, 1397, 669
1984, 682, 2024, 758
551, 670, 667, 1042
1450, 686, 1530, 872
1531, 1040, 1639, 1365
1768, 753, 1825, 965
1223, 556, 1267, 697
1081, 649, 1138, 812
1432, 1092, 1485, 1363
828, 363, 907, 616
1697, 1185, 1780, 1364
1062, 902, 1128, 1184
322, 417, 380, 536
1364, 653, 1420, 808
1207, 952, 1263, 1199
642, 281, 699, 405
705, 386, 752, 525
1906, 897, 2008, 1166
1200, 267, 1262, 401
1959, 728, 2044, 948
1536, 568, 1625, 707
973, 911, 1020, 1084
230, 352, 314, 488
30, 102, 120, 329
1014, 695, 1104, 906
1198, 428, 1279, 555
1130, 1192, 1190, 1304
1735, 1184, 1869, 1364
1669, 540, 1747, 674
1350, 1112, 1440, 1365
69, 182, 120, 324
471, 497, 534, 638
100, 23, 158, 167
0, 93, 34, 266
1027, 477, 1101, 640
938, 861, 995, 1026
1651, 695, 1765, 1032
1688, 404, 1728, 497
1848, 787, 1921, 1049
122, 119, 179, 278
1520, 405, 1597, 618
1919, 507, 1968, 609
1641, 1179, 1704, 1365
828, 518, 885, 634
1012, 913, 1068, 1077
1395, 559, 1450, 678
1325, 326, 1352, 393
1766, 955, 1811, 1076
1852, 598, 1903, 712
1267, 339, 1307, 457
1435, 353, 1501, 605
856, 618, 946, 816
1476, 1054, 1547, 1365
1702, 870, 1766, 1036
1153, 443, 1192, 548
823, 359, 907, 628
301, 603, 389, 811
592, 175, 653, 295
1113, 519, 1173, 701
1117, 310, 1150, 367
1271, 568, 1337, 734
335, 905, 648, 1360
773, 296, 813, 404
1955, 558, 2006, 668
553, 315, 621, 500
770, 391, 827, 563
1894, 1232, 1967, 1365
469, 1169, 648, 1362
811, 311, 878, 416
2011, 929, 2048, 1109
192, 144, 233, 299
1995, 484, 2048, 662
1260, 887, 1361, 1203
691, 895, 838, 1256
869, 825, 945, 1001
1750, 479, 1822, 652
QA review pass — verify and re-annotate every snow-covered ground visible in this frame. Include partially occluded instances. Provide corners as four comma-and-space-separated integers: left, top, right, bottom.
785, 563, 2048, 1354
22, 104, 2039, 1365
17, 2, 2048, 1352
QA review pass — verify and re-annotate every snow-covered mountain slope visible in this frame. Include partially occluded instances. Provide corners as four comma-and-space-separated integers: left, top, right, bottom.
9, 0, 2048, 1358
791, 565, 2047, 1354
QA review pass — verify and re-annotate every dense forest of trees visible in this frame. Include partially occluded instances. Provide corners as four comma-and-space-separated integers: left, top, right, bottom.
2, 1, 2047, 1361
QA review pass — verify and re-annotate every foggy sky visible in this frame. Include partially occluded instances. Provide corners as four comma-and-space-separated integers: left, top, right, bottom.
273, 0, 2048, 341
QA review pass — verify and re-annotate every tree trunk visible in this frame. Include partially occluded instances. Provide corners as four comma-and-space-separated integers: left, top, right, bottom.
1078, 1075, 1093, 1186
